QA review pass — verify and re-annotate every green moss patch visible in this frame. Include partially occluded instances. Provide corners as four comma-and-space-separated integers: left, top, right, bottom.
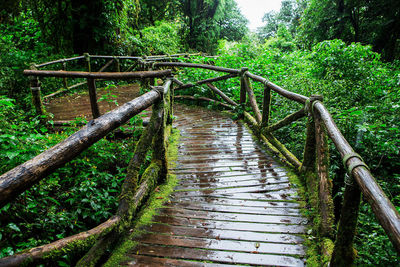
104, 128, 180, 266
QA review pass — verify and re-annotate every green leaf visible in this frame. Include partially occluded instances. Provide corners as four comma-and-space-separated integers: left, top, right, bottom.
7, 223, 21, 232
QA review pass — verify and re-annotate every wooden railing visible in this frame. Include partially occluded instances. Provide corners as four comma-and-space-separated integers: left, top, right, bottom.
150, 60, 399, 265
0, 55, 399, 266
0, 66, 174, 266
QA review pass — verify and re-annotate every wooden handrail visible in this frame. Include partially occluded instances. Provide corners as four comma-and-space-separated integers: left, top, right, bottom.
23, 69, 172, 79
246, 72, 308, 104
174, 73, 236, 91
314, 102, 400, 253
0, 89, 161, 208
263, 108, 306, 132
35, 56, 85, 68
153, 62, 240, 74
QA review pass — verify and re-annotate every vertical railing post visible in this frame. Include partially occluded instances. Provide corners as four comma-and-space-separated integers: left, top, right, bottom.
331, 166, 362, 265
87, 78, 100, 119
243, 74, 262, 124
153, 80, 172, 181
62, 60, 68, 89
29, 64, 45, 116
30, 76, 45, 116
261, 82, 271, 127
313, 96, 335, 238
239, 67, 248, 106
300, 95, 322, 173
115, 57, 121, 72
167, 77, 174, 125
84, 53, 91, 72
148, 64, 156, 87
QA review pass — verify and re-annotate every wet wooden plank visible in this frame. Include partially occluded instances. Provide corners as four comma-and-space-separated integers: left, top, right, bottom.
158, 208, 307, 225
152, 216, 307, 234
176, 171, 288, 181
130, 244, 305, 266
174, 161, 280, 170
173, 166, 286, 175
123, 254, 240, 266
176, 156, 276, 164
171, 188, 299, 200
175, 177, 290, 190
169, 197, 301, 208
164, 202, 301, 216
144, 224, 305, 244
176, 153, 275, 161
176, 181, 290, 193
136, 233, 306, 255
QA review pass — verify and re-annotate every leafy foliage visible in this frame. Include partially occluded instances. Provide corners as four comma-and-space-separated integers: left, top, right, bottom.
298, 0, 400, 61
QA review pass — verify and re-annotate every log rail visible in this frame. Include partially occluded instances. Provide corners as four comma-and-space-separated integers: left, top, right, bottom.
0, 54, 399, 266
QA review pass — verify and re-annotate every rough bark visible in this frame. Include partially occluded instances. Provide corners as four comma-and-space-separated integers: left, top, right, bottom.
261, 84, 271, 127
245, 72, 308, 104
153, 62, 240, 74
87, 78, 100, 119
206, 83, 238, 106
243, 75, 262, 123
0, 216, 121, 267
314, 110, 335, 237
330, 181, 361, 266
23, 70, 172, 80
263, 108, 305, 133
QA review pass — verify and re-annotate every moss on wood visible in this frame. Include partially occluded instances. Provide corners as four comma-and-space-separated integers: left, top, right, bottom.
103, 128, 180, 266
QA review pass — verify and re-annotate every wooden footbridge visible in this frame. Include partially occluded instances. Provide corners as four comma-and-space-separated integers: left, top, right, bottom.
0, 54, 399, 266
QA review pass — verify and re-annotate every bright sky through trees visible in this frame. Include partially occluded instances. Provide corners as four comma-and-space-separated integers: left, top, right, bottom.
235, 0, 282, 30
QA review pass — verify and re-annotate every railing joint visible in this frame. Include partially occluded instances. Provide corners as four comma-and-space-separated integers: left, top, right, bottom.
305, 94, 323, 115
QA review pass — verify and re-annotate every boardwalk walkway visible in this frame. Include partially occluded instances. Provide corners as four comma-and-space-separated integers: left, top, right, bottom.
121, 104, 308, 266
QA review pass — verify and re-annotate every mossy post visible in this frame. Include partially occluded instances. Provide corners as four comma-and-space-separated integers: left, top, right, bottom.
84, 53, 91, 72
313, 96, 335, 238
117, 99, 163, 219
62, 60, 68, 89
243, 73, 262, 123
148, 64, 156, 87
77, 97, 164, 267
87, 78, 100, 119
300, 95, 322, 173
167, 77, 174, 125
330, 175, 362, 266
114, 56, 121, 72
29, 64, 45, 116
153, 86, 170, 181
239, 67, 248, 118
261, 82, 271, 127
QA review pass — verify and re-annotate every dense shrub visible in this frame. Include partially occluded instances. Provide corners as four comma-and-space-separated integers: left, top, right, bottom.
129, 21, 183, 55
